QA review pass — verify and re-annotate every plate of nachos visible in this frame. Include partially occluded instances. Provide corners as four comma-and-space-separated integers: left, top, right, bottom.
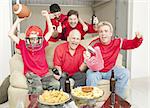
38, 90, 70, 105
71, 86, 104, 100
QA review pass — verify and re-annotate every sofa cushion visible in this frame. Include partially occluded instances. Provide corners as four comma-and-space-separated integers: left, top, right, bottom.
9, 53, 24, 73
10, 70, 28, 89
46, 41, 66, 69
8, 86, 28, 108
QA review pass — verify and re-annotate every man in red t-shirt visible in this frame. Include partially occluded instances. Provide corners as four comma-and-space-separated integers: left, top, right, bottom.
53, 29, 87, 90
84, 21, 143, 98
8, 10, 60, 94
43, 3, 68, 42
60, 10, 98, 40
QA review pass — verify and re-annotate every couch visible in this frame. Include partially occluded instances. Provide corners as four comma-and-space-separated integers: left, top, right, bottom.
8, 36, 123, 108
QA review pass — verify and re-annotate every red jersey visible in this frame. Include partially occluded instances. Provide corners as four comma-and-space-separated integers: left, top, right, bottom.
90, 37, 143, 72
61, 22, 96, 40
53, 42, 85, 76
43, 14, 67, 42
17, 39, 49, 77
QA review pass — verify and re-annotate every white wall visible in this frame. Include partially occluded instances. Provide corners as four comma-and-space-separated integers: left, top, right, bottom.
94, 0, 116, 28
115, 0, 128, 67
116, 0, 128, 38
149, 0, 150, 77
0, 0, 12, 81
127, 0, 149, 78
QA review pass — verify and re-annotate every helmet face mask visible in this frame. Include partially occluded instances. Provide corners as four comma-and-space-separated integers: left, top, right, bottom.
25, 26, 44, 52
25, 36, 44, 52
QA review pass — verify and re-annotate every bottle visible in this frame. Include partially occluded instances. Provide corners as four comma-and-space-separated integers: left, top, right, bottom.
64, 74, 71, 93
110, 70, 115, 93
91, 14, 96, 25
110, 70, 116, 106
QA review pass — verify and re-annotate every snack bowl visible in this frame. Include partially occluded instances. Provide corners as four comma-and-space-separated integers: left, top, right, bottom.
38, 90, 70, 105
71, 86, 104, 107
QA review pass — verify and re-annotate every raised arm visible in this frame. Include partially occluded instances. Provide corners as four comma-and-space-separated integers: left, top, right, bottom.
121, 32, 143, 50
41, 10, 54, 41
79, 17, 88, 32
8, 17, 25, 44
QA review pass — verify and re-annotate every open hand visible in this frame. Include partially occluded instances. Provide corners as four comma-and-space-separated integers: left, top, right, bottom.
83, 50, 91, 61
83, 24, 88, 32
57, 22, 62, 33
136, 32, 142, 39
41, 10, 48, 17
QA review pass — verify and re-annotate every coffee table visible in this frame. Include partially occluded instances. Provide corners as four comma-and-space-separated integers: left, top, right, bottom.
26, 91, 107, 108
101, 93, 131, 108
26, 94, 76, 108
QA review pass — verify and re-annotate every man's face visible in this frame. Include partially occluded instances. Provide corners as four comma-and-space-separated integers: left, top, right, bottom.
53, 11, 61, 19
98, 25, 113, 44
69, 32, 81, 50
68, 15, 78, 28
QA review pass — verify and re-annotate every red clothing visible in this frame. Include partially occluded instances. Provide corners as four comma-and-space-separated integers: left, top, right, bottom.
61, 22, 96, 40
53, 42, 85, 76
43, 14, 67, 42
90, 37, 143, 72
17, 39, 49, 77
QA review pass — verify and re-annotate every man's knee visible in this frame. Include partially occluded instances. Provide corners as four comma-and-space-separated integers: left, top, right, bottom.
121, 68, 129, 80
53, 81, 60, 90
86, 70, 99, 80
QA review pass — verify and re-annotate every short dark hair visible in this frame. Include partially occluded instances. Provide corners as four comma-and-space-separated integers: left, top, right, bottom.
67, 10, 79, 18
49, 3, 61, 13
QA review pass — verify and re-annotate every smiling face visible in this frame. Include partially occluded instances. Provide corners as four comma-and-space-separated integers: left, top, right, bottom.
97, 22, 113, 45
68, 29, 81, 50
68, 14, 79, 28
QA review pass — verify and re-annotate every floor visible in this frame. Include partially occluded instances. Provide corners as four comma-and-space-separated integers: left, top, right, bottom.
126, 77, 150, 108
0, 77, 149, 108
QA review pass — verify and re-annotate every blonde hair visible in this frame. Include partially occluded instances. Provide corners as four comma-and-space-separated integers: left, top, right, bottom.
97, 21, 113, 33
